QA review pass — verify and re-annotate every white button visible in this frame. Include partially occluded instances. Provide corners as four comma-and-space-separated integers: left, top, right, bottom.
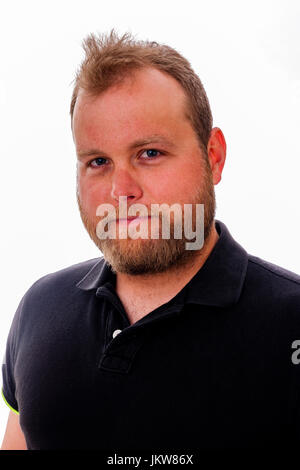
112, 329, 122, 338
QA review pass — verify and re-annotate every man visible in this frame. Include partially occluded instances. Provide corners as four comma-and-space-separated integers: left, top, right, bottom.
1, 30, 300, 451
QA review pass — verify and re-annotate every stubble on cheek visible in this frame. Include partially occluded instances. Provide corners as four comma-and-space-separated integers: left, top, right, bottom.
75, 162, 216, 275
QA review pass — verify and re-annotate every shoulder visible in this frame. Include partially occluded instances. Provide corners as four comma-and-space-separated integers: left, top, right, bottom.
26, 257, 103, 295
249, 255, 300, 286
6, 257, 105, 347
17, 257, 104, 321
246, 254, 300, 307
248, 254, 300, 285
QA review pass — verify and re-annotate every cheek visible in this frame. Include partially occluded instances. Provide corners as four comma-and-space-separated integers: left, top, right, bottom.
155, 166, 202, 203
77, 176, 108, 214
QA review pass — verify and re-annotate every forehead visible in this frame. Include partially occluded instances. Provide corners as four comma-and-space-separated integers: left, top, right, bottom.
72, 67, 192, 147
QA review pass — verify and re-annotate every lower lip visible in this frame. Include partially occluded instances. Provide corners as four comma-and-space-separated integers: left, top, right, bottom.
117, 216, 151, 226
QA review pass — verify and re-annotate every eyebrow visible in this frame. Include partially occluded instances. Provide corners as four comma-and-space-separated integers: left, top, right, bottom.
77, 134, 176, 159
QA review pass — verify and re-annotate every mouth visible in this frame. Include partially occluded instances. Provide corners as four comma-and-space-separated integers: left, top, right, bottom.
116, 216, 152, 224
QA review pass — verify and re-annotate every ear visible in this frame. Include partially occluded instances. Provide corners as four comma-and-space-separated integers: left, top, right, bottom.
207, 127, 226, 185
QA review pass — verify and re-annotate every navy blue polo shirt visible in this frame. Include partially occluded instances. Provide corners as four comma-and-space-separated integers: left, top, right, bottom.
2, 219, 300, 450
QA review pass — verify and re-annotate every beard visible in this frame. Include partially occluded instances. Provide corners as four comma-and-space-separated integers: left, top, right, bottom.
77, 161, 216, 275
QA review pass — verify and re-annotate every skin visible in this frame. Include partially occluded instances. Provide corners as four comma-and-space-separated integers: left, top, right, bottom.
1, 66, 226, 449
1, 412, 27, 450
74, 66, 226, 323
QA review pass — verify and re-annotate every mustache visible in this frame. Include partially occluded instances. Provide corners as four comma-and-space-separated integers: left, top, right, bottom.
96, 203, 204, 224
103, 213, 159, 223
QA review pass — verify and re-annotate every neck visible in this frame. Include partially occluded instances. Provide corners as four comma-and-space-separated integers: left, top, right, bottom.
115, 223, 219, 306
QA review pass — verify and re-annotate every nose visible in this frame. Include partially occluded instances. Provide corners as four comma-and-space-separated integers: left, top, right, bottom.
110, 168, 143, 203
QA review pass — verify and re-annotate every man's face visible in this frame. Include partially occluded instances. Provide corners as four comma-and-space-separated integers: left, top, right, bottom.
72, 67, 216, 275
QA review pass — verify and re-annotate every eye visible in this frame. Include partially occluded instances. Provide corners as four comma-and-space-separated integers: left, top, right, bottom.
88, 157, 107, 168
140, 149, 162, 160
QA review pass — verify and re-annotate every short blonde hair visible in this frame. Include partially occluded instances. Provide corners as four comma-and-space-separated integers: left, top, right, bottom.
70, 29, 213, 154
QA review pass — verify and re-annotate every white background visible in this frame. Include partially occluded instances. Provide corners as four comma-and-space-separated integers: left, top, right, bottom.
0, 0, 299, 445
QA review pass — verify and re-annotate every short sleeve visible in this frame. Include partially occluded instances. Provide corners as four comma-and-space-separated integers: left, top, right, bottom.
1, 295, 26, 414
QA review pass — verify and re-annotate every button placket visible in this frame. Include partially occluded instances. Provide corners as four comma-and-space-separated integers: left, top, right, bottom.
112, 329, 122, 339
98, 331, 145, 373
96, 283, 185, 374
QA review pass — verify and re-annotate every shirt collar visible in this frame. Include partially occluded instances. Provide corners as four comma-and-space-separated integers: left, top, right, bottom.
184, 220, 248, 307
76, 219, 248, 308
